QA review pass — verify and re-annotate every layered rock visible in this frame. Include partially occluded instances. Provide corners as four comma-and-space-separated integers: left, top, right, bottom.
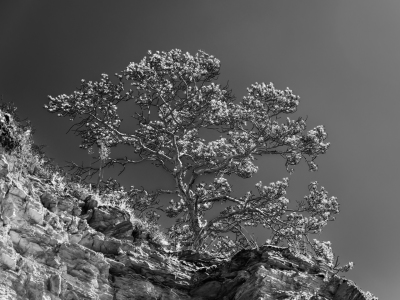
0, 153, 377, 299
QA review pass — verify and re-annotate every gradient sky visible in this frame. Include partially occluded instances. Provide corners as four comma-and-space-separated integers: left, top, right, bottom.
1, 1, 399, 298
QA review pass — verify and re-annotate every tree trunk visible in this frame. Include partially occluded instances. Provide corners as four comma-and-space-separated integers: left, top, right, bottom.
96, 160, 102, 194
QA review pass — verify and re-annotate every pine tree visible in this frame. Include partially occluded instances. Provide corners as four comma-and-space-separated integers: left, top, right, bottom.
45, 49, 339, 257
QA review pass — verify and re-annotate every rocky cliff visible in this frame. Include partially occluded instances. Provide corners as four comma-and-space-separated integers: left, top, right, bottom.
0, 110, 377, 299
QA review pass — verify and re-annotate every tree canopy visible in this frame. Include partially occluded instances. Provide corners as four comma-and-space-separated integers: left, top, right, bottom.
45, 49, 339, 258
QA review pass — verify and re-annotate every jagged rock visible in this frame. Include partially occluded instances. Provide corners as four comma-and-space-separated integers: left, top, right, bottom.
40, 193, 81, 217
87, 206, 130, 232
82, 196, 98, 214
218, 270, 250, 299
112, 275, 191, 300
0, 174, 377, 299
332, 278, 376, 300
57, 197, 79, 215
40, 192, 58, 212
79, 229, 124, 255
102, 220, 133, 240
0, 155, 9, 178
0, 225, 17, 271
190, 280, 222, 299
1, 187, 29, 227
48, 274, 61, 296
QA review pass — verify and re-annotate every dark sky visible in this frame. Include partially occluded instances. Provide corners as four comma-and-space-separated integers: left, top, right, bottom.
1, 1, 399, 298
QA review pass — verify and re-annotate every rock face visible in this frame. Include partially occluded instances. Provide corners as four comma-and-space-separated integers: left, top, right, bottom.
0, 154, 377, 300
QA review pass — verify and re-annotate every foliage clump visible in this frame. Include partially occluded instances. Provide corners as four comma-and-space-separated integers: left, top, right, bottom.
44, 49, 346, 266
